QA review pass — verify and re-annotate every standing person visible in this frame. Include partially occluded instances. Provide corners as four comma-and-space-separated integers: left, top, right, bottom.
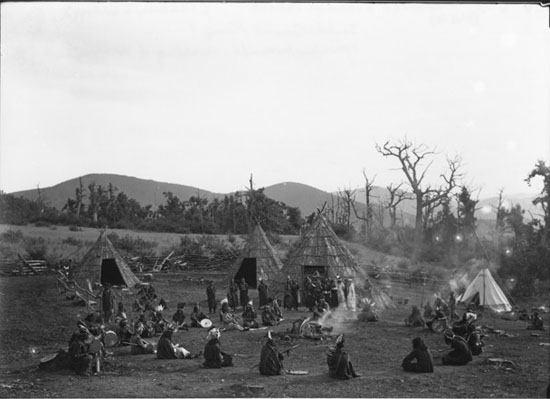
203, 328, 233, 368
448, 292, 457, 321
442, 331, 473, 366
330, 278, 339, 308
206, 281, 217, 315
336, 278, 347, 310
239, 278, 249, 310
290, 279, 300, 311
101, 283, 116, 324
229, 280, 239, 311
258, 279, 269, 308
284, 276, 293, 310
259, 330, 285, 376
327, 334, 360, 380
401, 337, 434, 373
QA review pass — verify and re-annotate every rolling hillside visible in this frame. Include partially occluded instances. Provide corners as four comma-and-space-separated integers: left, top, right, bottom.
8, 173, 538, 224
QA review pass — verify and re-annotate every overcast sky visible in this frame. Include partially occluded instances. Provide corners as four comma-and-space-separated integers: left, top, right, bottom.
1, 2, 549, 198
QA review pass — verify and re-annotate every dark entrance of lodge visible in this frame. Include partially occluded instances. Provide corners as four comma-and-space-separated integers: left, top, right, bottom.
234, 258, 258, 288
101, 259, 125, 286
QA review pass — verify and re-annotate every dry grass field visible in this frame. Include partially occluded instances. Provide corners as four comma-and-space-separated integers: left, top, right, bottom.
0, 271, 548, 398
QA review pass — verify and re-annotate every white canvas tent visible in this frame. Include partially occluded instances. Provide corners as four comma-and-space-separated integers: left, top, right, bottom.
458, 268, 512, 312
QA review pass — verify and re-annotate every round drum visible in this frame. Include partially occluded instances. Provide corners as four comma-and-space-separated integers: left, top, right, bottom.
40, 353, 57, 365
88, 338, 103, 354
200, 319, 213, 329
103, 330, 119, 348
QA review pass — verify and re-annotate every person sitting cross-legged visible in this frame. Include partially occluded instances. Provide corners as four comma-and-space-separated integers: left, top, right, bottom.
441, 330, 472, 366
401, 337, 434, 373
203, 328, 233, 368
326, 334, 360, 380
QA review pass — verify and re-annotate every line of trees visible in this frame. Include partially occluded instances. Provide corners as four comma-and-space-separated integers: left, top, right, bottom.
0, 176, 303, 235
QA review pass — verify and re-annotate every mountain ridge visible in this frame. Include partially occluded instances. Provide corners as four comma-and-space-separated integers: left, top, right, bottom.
7, 173, 539, 222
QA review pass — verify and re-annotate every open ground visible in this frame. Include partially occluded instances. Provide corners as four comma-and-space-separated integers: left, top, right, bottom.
0, 270, 548, 398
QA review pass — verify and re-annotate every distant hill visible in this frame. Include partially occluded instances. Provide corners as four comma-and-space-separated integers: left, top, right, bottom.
8, 173, 539, 224
10, 174, 224, 211
263, 182, 336, 218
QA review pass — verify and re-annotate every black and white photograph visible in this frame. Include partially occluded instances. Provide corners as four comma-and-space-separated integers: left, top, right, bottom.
0, 1, 549, 397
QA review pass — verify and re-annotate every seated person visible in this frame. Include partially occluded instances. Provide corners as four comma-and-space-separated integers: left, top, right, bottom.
358, 300, 379, 322
271, 298, 284, 322
172, 302, 188, 330
220, 302, 244, 331
405, 305, 426, 327
423, 302, 435, 320
242, 301, 259, 329
401, 337, 433, 373
151, 305, 168, 334
190, 303, 209, 328
442, 330, 473, 366
68, 330, 94, 376
527, 310, 545, 331
259, 330, 284, 376
327, 334, 359, 379
129, 324, 155, 355
114, 302, 127, 325
156, 324, 197, 359
116, 319, 133, 345
203, 328, 233, 368
135, 314, 154, 338
262, 305, 279, 327
312, 298, 330, 321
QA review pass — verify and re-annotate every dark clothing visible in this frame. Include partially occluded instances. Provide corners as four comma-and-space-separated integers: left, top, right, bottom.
242, 308, 259, 329
206, 285, 217, 314
156, 334, 177, 359
172, 310, 186, 326
239, 281, 249, 309
402, 348, 434, 373
68, 340, 92, 375
130, 334, 155, 355
262, 307, 278, 326
258, 282, 269, 308
259, 341, 284, 376
190, 310, 208, 327
102, 287, 116, 324
228, 283, 239, 310
203, 338, 233, 368
442, 336, 473, 365
327, 346, 358, 380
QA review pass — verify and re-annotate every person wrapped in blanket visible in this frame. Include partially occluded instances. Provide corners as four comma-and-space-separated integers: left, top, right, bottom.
156, 324, 199, 359
259, 330, 284, 376
190, 303, 210, 328
326, 334, 359, 380
242, 301, 259, 329
219, 301, 244, 331
130, 323, 155, 355
405, 305, 426, 327
68, 329, 94, 376
262, 298, 284, 326
401, 337, 434, 373
203, 327, 233, 368
172, 302, 188, 330
441, 330, 472, 366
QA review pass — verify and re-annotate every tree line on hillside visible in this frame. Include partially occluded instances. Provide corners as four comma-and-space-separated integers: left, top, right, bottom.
0, 175, 304, 235
0, 139, 548, 296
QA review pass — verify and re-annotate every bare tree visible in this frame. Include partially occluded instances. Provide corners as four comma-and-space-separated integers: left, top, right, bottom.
375, 138, 462, 256
352, 172, 377, 237
337, 187, 356, 229
385, 183, 412, 228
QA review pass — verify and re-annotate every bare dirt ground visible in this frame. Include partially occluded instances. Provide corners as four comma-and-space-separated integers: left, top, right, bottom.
0, 274, 548, 398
